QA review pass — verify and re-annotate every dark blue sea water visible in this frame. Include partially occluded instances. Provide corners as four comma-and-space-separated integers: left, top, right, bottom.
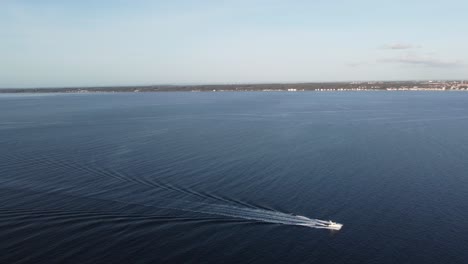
1, 92, 468, 264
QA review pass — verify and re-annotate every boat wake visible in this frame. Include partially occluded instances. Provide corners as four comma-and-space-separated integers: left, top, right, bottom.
3, 180, 343, 231
0, 163, 343, 231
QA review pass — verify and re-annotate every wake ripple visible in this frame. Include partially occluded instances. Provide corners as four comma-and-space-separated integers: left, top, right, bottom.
0, 152, 342, 231
2, 180, 342, 231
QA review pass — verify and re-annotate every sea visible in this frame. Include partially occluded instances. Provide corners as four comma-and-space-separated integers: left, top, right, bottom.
1, 91, 467, 264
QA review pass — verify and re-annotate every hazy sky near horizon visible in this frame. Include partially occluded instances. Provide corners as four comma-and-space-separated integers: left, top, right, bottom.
1, 0, 467, 88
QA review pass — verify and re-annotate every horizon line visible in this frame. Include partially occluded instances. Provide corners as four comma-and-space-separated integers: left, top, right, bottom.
1, 79, 467, 90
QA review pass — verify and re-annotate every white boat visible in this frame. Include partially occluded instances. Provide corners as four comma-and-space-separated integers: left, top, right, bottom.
325, 220, 343, 230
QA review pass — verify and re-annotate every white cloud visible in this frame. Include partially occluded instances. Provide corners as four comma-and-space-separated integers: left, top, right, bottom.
380, 54, 463, 68
381, 43, 421, 50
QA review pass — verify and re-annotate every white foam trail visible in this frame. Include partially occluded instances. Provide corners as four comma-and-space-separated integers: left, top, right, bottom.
149, 200, 341, 230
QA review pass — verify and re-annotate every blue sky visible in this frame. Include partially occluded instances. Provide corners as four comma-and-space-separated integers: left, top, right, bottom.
1, 0, 467, 88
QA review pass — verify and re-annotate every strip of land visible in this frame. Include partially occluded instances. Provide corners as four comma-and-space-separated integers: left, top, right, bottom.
1, 81, 467, 93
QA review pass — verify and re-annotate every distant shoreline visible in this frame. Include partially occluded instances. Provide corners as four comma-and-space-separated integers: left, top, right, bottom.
1, 81, 467, 93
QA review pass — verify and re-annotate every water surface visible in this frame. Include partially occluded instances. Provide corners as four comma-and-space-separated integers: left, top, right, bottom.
1, 92, 468, 263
